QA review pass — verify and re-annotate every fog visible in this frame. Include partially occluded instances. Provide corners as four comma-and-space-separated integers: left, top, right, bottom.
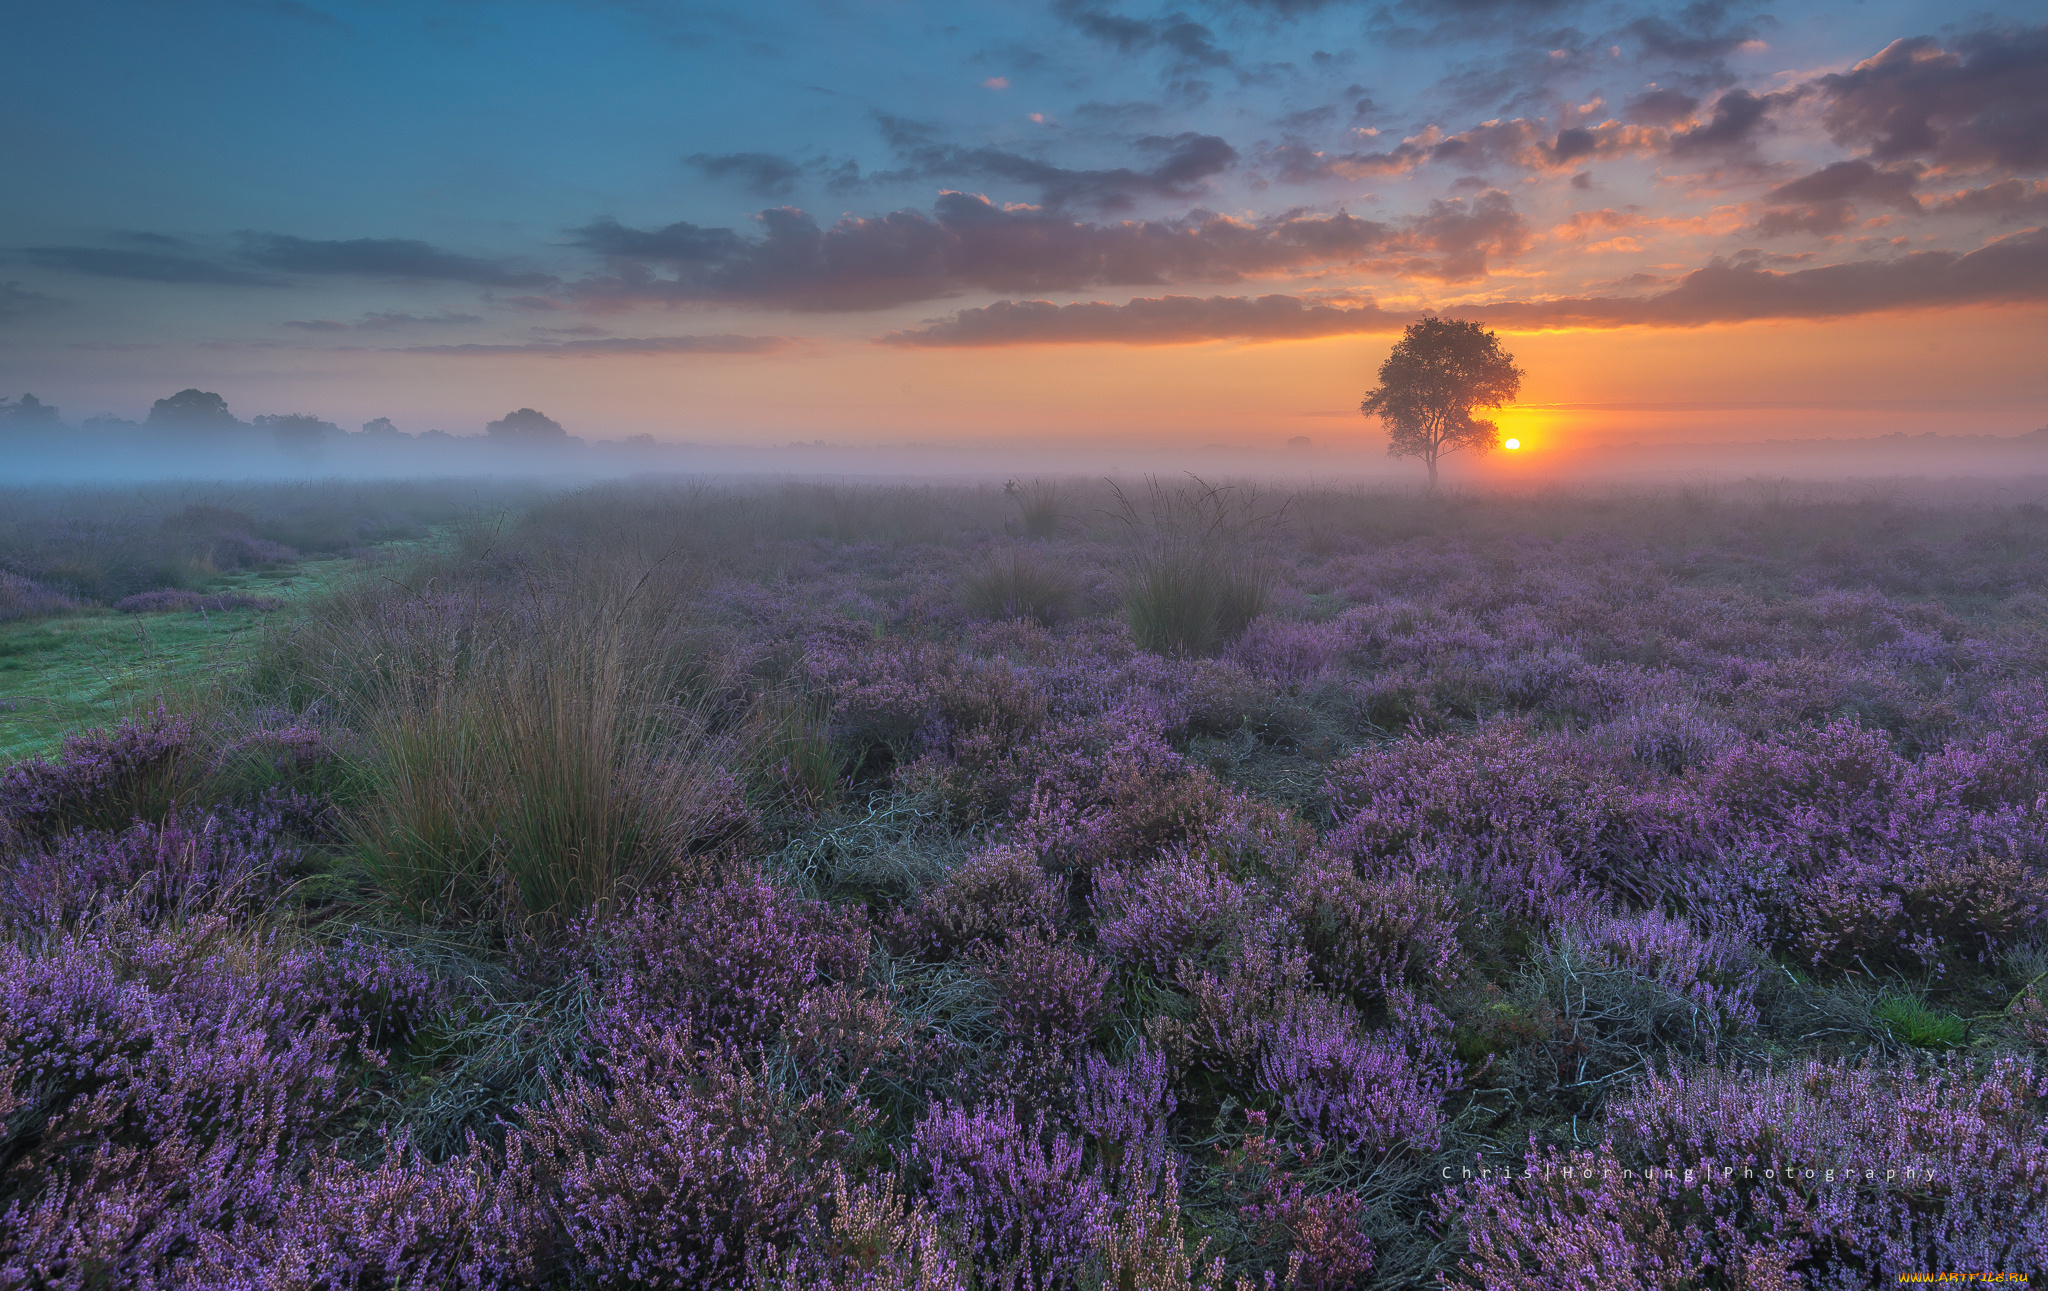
4, 389, 2046, 492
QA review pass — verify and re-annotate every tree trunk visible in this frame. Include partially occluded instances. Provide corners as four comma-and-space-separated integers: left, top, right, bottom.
1426, 454, 1439, 493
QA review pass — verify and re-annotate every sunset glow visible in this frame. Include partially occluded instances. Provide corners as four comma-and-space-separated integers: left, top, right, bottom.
2, 2, 2043, 457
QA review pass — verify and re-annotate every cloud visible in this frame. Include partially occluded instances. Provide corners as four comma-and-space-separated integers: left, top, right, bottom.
1623, 87, 1699, 126
871, 116, 1237, 210
878, 293, 1406, 345
1266, 117, 1661, 182
687, 151, 804, 197
0, 280, 60, 322
1930, 178, 2048, 220
1622, 7, 1768, 65
1667, 87, 1788, 155
1815, 26, 2048, 173
282, 311, 483, 332
20, 246, 285, 286
1754, 160, 1923, 236
1402, 190, 1530, 280
566, 194, 1411, 310
237, 233, 557, 286
1050, 1, 1231, 69
396, 334, 790, 355
879, 227, 2048, 344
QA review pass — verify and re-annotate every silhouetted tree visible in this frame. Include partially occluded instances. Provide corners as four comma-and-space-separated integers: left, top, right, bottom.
1360, 317, 1522, 492
254, 413, 340, 456
485, 407, 567, 444
360, 417, 410, 439
147, 388, 240, 432
0, 393, 60, 425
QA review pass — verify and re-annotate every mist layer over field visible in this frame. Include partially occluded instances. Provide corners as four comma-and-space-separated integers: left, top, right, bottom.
2, 472, 2046, 1286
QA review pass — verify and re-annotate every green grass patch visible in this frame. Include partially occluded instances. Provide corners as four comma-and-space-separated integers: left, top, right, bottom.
0, 554, 386, 762
1875, 994, 1967, 1049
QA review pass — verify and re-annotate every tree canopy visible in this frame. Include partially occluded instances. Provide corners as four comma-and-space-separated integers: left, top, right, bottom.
485, 407, 568, 444
147, 388, 239, 432
1359, 317, 1523, 491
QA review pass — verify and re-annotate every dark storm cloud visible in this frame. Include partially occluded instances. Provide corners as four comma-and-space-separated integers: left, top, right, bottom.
872, 115, 1238, 211
396, 334, 789, 355
237, 234, 558, 287
1814, 26, 2048, 173
1755, 160, 1921, 237
687, 152, 804, 197
19, 245, 285, 286
881, 227, 2048, 344
568, 194, 1403, 310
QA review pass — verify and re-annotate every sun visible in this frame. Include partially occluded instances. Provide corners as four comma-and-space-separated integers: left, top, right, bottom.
1503, 438, 1521, 451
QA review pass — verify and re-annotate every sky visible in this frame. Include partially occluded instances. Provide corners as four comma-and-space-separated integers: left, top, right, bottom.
2, 0, 2045, 454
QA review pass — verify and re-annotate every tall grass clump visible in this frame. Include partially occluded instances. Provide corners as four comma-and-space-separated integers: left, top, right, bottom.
741, 688, 844, 810
1112, 476, 1280, 657
960, 547, 1077, 627
1005, 477, 1066, 539
315, 580, 728, 933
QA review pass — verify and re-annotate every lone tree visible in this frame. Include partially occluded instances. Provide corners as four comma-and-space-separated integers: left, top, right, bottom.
485, 407, 568, 445
147, 388, 240, 433
1360, 317, 1523, 492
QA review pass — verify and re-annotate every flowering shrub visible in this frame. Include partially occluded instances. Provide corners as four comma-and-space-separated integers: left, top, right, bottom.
1318, 724, 1700, 921
1559, 906, 1763, 1032
1093, 849, 1259, 978
751, 1163, 966, 1291
189, 1130, 546, 1291
600, 871, 871, 1049
522, 1021, 874, 1290
1286, 861, 1461, 1007
1075, 1043, 1176, 1187
973, 931, 1110, 1052
0, 708, 199, 837
0, 571, 82, 623
0, 929, 358, 1288
1446, 1055, 2048, 1286
1253, 993, 1451, 1156
1, 808, 302, 929
893, 845, 1064, 959
908, 1099, 1106, 1287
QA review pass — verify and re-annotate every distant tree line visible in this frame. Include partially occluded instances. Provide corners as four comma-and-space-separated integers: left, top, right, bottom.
0, 388, 577, 453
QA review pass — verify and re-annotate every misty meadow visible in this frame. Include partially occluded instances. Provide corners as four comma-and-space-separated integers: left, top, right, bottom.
1, 474, 2045, 1288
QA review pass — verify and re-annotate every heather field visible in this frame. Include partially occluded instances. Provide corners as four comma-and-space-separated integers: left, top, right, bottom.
4, 475, 2048, 1288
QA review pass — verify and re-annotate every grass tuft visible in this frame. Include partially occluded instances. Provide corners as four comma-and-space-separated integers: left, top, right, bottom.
1111, 476, 1280, 657
1874, 994, 1967, 1049
959, 547, 1078, 628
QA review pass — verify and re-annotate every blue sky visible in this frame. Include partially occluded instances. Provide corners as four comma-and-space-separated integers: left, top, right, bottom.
4, 0, 2043, 444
